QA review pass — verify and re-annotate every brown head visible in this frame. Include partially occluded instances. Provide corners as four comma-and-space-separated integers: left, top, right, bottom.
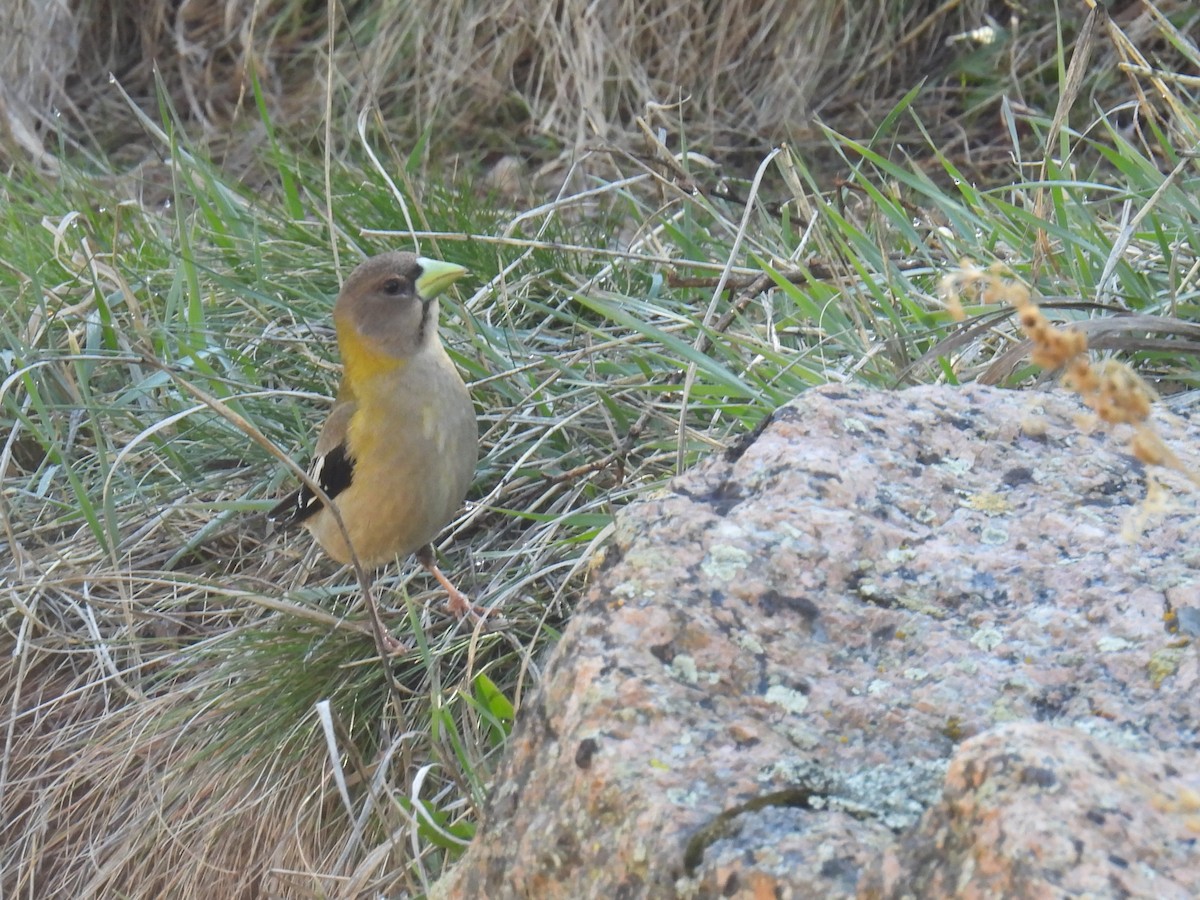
332, 251, 468, 361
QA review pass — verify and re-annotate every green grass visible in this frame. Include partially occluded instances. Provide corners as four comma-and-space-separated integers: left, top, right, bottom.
3, 22, 1200, 897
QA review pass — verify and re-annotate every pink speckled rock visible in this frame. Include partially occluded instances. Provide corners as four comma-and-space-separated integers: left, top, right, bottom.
434, 384, 1200, 900
860, 721, 1200, 899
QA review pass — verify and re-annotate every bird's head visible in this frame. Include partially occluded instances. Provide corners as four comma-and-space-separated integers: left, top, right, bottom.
333, 251, 468, 359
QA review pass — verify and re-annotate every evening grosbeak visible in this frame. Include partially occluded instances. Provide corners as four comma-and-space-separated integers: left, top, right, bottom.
269, 251, 477, 615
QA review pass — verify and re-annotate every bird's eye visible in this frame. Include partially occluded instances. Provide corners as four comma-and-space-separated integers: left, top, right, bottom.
382, 278, 405, 296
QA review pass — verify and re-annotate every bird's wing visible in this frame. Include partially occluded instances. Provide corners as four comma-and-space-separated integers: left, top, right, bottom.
267, 395, 357, 527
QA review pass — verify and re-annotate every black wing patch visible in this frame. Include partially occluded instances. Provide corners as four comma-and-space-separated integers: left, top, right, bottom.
267, 443, 355, 527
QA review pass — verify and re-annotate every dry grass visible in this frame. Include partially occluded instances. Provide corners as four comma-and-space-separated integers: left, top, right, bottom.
8, 0, 1197, 186
4, 0, 996, 169
941, 260, 1198, 486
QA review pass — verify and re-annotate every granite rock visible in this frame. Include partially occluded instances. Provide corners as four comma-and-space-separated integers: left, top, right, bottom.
860, 721, 1200, 899
434, 383, 1200, 899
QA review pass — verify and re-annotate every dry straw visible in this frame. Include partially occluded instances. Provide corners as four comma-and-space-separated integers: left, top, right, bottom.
0, 0, 990, 166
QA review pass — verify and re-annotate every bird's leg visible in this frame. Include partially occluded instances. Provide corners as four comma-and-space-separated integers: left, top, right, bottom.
361, 570, 409, 654
416, 545, 488, 618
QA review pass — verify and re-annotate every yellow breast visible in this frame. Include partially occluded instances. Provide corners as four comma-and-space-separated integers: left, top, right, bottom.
337, 320, 407, 389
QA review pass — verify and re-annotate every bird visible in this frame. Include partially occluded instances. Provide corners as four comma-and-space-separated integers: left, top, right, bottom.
268, 250, 478, 619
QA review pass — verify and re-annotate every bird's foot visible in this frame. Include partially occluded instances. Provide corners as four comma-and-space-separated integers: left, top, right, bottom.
417, 546, 495, 620
379, 631, 410, 655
